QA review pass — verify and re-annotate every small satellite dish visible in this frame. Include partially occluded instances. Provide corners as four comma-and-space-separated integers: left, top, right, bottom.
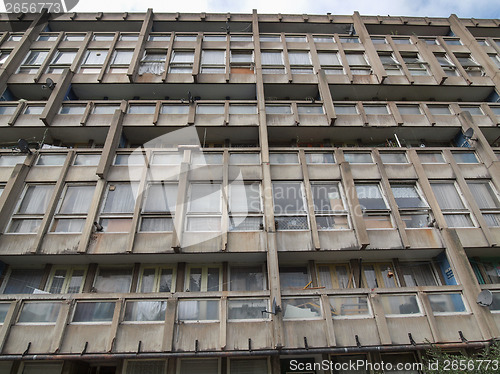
477, 290, 493, 307
42, 78, 56, 90
17, 139, 32, 154
463, 128, 474, 139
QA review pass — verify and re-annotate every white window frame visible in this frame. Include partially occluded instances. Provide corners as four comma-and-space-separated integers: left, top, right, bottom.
184, 264, 223, 292
137, 265, 176, 293
45, 265, 87, 294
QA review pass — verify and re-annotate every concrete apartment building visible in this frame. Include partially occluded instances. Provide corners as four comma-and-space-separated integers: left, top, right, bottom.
0, 8, 499, 374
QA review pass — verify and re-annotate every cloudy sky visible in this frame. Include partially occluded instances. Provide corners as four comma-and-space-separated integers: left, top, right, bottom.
64, 0, 500, 18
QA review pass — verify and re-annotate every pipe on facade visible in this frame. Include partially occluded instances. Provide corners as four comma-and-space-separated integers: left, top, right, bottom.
0, 341, 495, 361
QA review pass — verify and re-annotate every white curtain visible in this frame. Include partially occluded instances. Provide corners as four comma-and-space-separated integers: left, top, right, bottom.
431, 183, 465, 209
201, 50, 225, 65
59, 185, 94, 214
230, 183, 261, 213
138, 62, 165, 75
188, 184, 221, 213
261, 51, 283, 65
19, 185, 54, 214
18, 302, 61, 323
468, 182, 500, 209
144, 184, 178, 213
318, 266, 333, 288
125, 301, 166, 321
103, 183, 138, 213
288, 51, 310, 65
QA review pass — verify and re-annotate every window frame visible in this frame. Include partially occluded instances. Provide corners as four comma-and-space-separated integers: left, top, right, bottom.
45, 265, 87, 294
137, 265, 176, 293
50, 183, 95, 233
184, 264, 223, 292
431, 181, 476, 228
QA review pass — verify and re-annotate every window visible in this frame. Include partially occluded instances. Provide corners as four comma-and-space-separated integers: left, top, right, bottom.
260, 35, 281, 42
431, 182, 474, 227
456, 54, 484, 76
51, 184, 94, 233
269, 153, 298, 164
489, 293, 500, 311
0, 51, 10, 65
380, 152, 407, 164
318, 264, 352, 288
229, 153, 260, 165
109, 50, 134, 73
312, 183, 349, 230
46, 50, 77, 73
280, 266, 309, 290
397, 104, 421, 115
196, 104, 224, 115
80, 50, 108, 73
138, 266, 174, 292
37, 34, 57, 41
0, 105, 17, 115
9, 184, 54, 233
99, 182, 139, 232
419, 152, 445, 164
18, 50, 48, 73
229, 265, 265, 291
288, 51, 313, 74
273, 182, 308, 230
286, 36, 306, 42
318, 52, 343, 74
93, 33, 114, 41
305, 153, 335, 164
123, 301, 166, 322
169, 50, 194, 74
152, 152, 183, 165
74, 154, 100, 166
355, 184, 392, 229
72, 301, 115, 323
0, 154, 26, 166
340, 36, 359, 43
179, 359, 219, 374
141, 183, 177, 232
0, 303, 9, 322
185, 265, 221, 292
120, 34, 138, 41
230, 51, 254, 73
201, 50, 225, 74
330, 296, 370, 318
427, 105, 451, 115
8, 34, 22, 41
345, 53, 371, 75
362, 263, 398, 288
381, 354, 420, 374
125, 360, 166, 374
93, 104, 120, 114
46, 266, 86, 293
229, 183, 262, 231
443, 38, 461, 45
282, 297, 322, 319
60, 104, 86, 114
297, 105, 324, 114
460, 105, 483, 115
148, 34, 170, 41
467, 181, 500, 227
399, 261, 440, 286
139, 51, 166, 75
228, 299, 269, 320
204, 35, 226, 41
334, 104, 358, 114
20, 363, 63, 374
392, 37, 411, 44
261, 51, 284, 74
489, 54, 500, 69
175, 35, 197, 42
380, 295, 420, 315
363, 105, 389, 115
94, 267, 133, 293
186, 183, 222, 231
313, 36, 334, 43
24, 105, 44, 115
18, 302, 61, 323
452, 151, 478, 164
1, 269, 44, 294
344, 152, 373, 163
231, 35, 252, 42
371, 37, 386, 44
161, 104, 189, 114
36, 154, 66, 166
428, 293, 466, 314
379, 53, 403, 75
178, 300, 219, 321
65, 33, 85, 41
402, 53, 430, 76
391, 184, 430, 229
434, 53, 459, 76
266, 104, 292, 115
114, 153, 146, 165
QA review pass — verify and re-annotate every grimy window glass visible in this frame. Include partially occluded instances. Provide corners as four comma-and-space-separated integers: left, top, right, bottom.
273, 183, 305, 214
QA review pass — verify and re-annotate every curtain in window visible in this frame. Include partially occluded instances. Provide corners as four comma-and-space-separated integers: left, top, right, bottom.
468, 182, 500, 209
59, 185, 94, 214
18, 302, 61, 323
318, 266, 333, 288
230, 359, 268, 374
138, 58, 166, 75
94, 268, 132, 293
144, 184, 178, 213
171, 51, 194, 63
103, 183, 138, 213
261, 52, 283, 65
18, 185, 54, 214
288, 51, 310, 65
73, 302, 115, 322
188, 184, 221, 213
3, 269, 44, 294
431, 183, 465, 209
126, 361, 166, 374
201, 50, 225, 65
400, 263, 438, 286
124, 301, 166, 321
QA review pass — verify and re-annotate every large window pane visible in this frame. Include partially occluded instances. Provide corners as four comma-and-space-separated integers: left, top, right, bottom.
428, 293, 466, 313
188, 184, 221, 213
380, 295, 420, 315
123, 301, 166, 322
18, 302, 61, 323
229, 183, 261, 213
330, 296, 370, 317
356, 185, 387, 210
178, 300, 219, 321
282, 297, 321, 319
230, 266, 264, 291
144, 184, 178, 213
467, 182, 500, 209
391, 185, 427, 208
59, 185, 94, 214
230, 359, 268, 374
228, 299, 268, 320
72, 302, 115, 322
179, 359, 218, 374
280, 266, 309, 290
94, 267, 132, 293
103, 183, 138, 213
18, 185, 54, 214
311, 184, 344, 212
344, 152, 372, 163
273, 183, 305, 214
2, 269, 44, 294
431, 183, 465, 210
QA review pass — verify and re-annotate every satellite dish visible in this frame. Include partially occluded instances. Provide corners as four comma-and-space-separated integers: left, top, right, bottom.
42, 78, 56, 90
463, 128, 474, 139
477, 290, 493, 307
17, 139, 32, 154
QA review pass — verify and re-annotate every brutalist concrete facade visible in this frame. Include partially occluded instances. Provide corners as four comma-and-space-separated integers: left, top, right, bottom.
0, 9, 499, 374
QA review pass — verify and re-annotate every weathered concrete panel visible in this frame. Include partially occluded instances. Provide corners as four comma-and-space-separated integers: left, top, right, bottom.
276, 232, 313, 251
0, 235, 36, 255
318, 231, 358, 250
455, 228, 489, 248
406, 229, 444, 249
349, 164, 380, 180
332, 318, 380, 347
226, 321, 273, 350
60, 325, 110, 353
41, 234, 81, 254
3, 325, 56, 354
175, 323, 219, 351
384, 164, 417, 179
367, 230, 402, 249
133, 233, 173, 253
308, 165, 341, 180
115, 323, 164, 352
386, 316, 434, 344
283, 320, 327, 348
270, 165, 303, 180
227, 232, 266, 252
87, 233, 128, 254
